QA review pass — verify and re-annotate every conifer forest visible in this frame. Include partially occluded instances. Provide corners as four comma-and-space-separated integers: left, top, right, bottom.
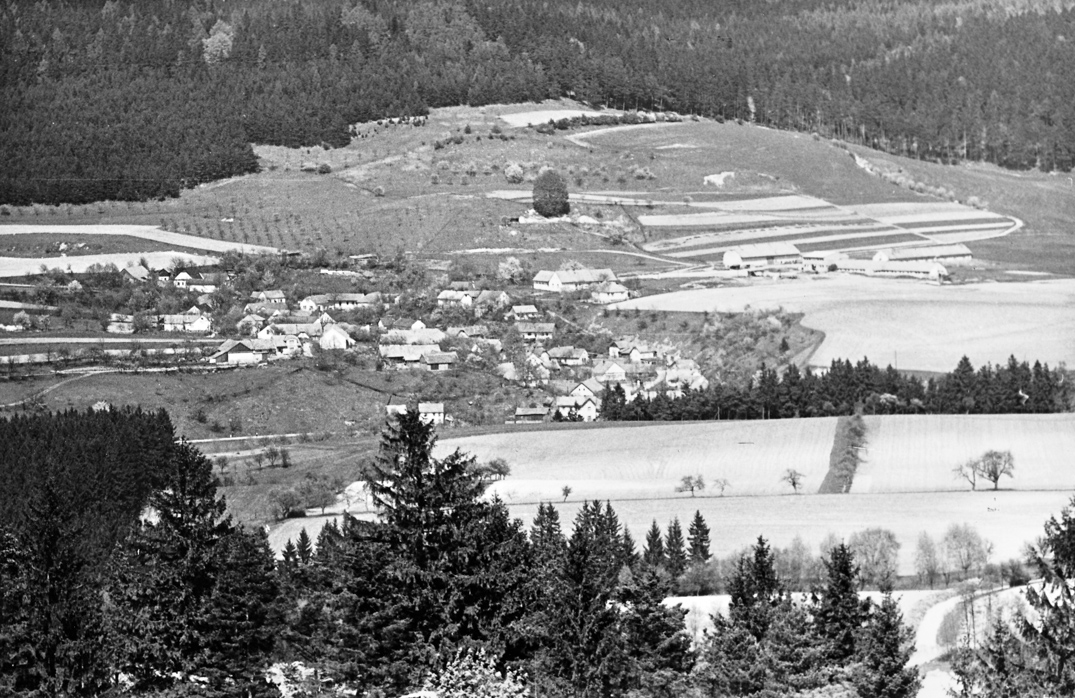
2, 0, 1075, 205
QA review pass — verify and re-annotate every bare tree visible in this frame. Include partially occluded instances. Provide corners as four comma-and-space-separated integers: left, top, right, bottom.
561, 485, 572, 502
942, 523, 993, 581
953, 458, 979, 490
252, 451, 266, 470
264, 445, 280, 468
676, 475, 706, 497
782, 468, 804, 494
849, 527, 901, 587
977, 450, 1014, 490
914, 532, 941, 589
712, 478, 730, 496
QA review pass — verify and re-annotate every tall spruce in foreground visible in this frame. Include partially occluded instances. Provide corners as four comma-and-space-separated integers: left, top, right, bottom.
665, 518, 688, 578
688, 510, 712, 563
643, 519, 666, 570
105, 440, 279, 696
853, 587, 921, 698
813, 543, 866, 663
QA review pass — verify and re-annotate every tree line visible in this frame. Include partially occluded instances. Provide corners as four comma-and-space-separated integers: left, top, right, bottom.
3, 0, 1074, 206
601, 355, 1071, 422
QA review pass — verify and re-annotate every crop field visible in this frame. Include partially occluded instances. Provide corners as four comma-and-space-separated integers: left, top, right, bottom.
436, 418, 838, 503
614, 275, 1075, 373
503, 490, 1073, 577
853, 414, 1075, 493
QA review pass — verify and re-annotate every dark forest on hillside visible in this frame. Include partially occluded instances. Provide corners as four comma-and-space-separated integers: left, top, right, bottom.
2, 0, 1074, 205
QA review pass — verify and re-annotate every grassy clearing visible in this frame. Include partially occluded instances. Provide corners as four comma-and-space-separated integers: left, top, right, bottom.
0, 233, 184, 257
853, 414, 1075, 493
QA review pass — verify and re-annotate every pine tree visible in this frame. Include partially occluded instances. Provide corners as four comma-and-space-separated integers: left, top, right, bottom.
665, 518, 687, 578
688, 510, 711, 563
853, 588, 921, 698
296, 527, 313, 564
642, 519, 666, 570
729, 536, 783, 640
814, 543, 866, 663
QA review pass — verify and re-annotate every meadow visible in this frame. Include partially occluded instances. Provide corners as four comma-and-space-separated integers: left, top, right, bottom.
853, 413, 1075, 493
436, 417, 839, 502
613, 275, 1075, 373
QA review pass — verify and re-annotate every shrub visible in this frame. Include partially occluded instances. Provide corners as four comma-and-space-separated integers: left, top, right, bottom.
373, 186, 385, 197
430, 173, 440, 185
504, 163, 524, 184
317, 163, 331, 175
532, 170, 570, 217
463, 123, 472, 134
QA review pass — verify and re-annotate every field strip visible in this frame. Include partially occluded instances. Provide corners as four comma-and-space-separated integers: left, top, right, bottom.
644, 224, 891, 252
846, 201, 984, 217
0, 224, 278, 255
638, 212, 781, 227
0, 251, 220, 277
692, 194, 833, 211
795, 233, 931, 253
892, 221, 1013, 235
664, 229, 928, 258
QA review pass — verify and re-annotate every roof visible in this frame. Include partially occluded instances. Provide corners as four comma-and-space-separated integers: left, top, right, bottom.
726, 242, 801, 259
516, 322, 555, 333
514, 407, 548, 416
512, 304, 539, 314
575, 377, 603, 395
254, 290, 286, 300
534, 268, 616, 284
593, 281, 629, 294
420, 351, 458, 365
124, 266, 151, 280
418, 402, 445, 413
548, 345, 587, 359
379, 344, 441, 360
437, 290, 469, 301
556, 395, 595, 408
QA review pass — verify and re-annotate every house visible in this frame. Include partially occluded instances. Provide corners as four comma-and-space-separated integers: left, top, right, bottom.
320, 324, 356, 351
159, 314, 212, 333
249, 290, 287, 305
436, 290, 473, 308
873, 244, 972, 263
513, 406, 548, 424
172, 271, 194, 289
418, 402, 445, 425
553, 395, 599, 422
473, 290, 511, 314
153, 268, 172, 284
420, 351, 458, 372
380, 317, 427, 332
722, 242, 801, 270
592, 359, 629, 384
446, 325, 490, 339
515, 322, 555, 342
107, 313, 135, 334
208, 338, 284, 365
802, 250, 847, 273
258, 318, 324, 339
571, 377, 604, 400
244, 301, 284, 316
533, 268, 617, 292
548, 345, 589, 366
379, 344, 441, 368
591, 281, 630, 304
300, 292, 381, 313
510, 305, 541, 320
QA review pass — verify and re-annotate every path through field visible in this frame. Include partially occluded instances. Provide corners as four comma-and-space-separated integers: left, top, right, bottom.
612, 275, 1075, 372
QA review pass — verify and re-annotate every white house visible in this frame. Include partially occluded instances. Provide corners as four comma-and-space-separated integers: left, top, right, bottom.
515, 322, 555, 342
250, 290, 287, 305
592, 359, 629, 384
873, 244, 972, 263
418, 402, 445, 425
319, 324, 356, 351
436, 290, 473, 308
510, 305, 541, 320
553, 395, 599, 422
159, 314, 212, 333
591, 281, 630, 304
533, 268, 617, 293
836, 259, 948, 281
722, 242, 801, 270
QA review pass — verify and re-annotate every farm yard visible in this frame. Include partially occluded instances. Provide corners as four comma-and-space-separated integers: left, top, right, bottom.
613, 275, 1075, 373
853, 413, 1075, 493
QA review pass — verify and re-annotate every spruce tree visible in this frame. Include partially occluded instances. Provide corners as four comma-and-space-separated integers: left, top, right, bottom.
814, 543, 866, 663
853, 588, 921, 698
665, 518, 687, 578
296, 527, 313, 565
688, 510, 711, 563
642, 520, 666, 570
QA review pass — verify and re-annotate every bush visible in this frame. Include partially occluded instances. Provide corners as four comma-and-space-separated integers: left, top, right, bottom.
503, 163, 524, 184
373, 186, 385, 197
316, 163, 332, 175
532, 170, 569, 218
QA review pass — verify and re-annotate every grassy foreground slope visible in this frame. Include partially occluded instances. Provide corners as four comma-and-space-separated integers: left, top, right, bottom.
436, 418, 839, 503
852, 413, 1075, 493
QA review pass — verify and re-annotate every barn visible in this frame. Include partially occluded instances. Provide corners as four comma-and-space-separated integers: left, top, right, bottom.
722, 242, 801, 270
873, 244, 972, 263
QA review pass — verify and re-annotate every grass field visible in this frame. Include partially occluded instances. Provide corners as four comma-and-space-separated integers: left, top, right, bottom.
614, 275, 1075, 373
436, 418, 839, 503
854, 414, 1075, 493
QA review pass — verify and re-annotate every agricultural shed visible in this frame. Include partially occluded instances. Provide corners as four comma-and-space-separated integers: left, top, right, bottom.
513, 407, 548, 423
873, 244, 972, 263
319, 324, 356, 351
722, 242, 801, 270
836, 260, 948, 281
591, 281, 630, 304
379, 344, 440, 367
533, 268, 617, 292
385, 396, 409, 417
418, 402, 446, 425
420, 352, 458, 372
511, 304, 541, 319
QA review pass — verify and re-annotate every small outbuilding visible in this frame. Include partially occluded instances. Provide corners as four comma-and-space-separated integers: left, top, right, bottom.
722, 242, 801, 270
